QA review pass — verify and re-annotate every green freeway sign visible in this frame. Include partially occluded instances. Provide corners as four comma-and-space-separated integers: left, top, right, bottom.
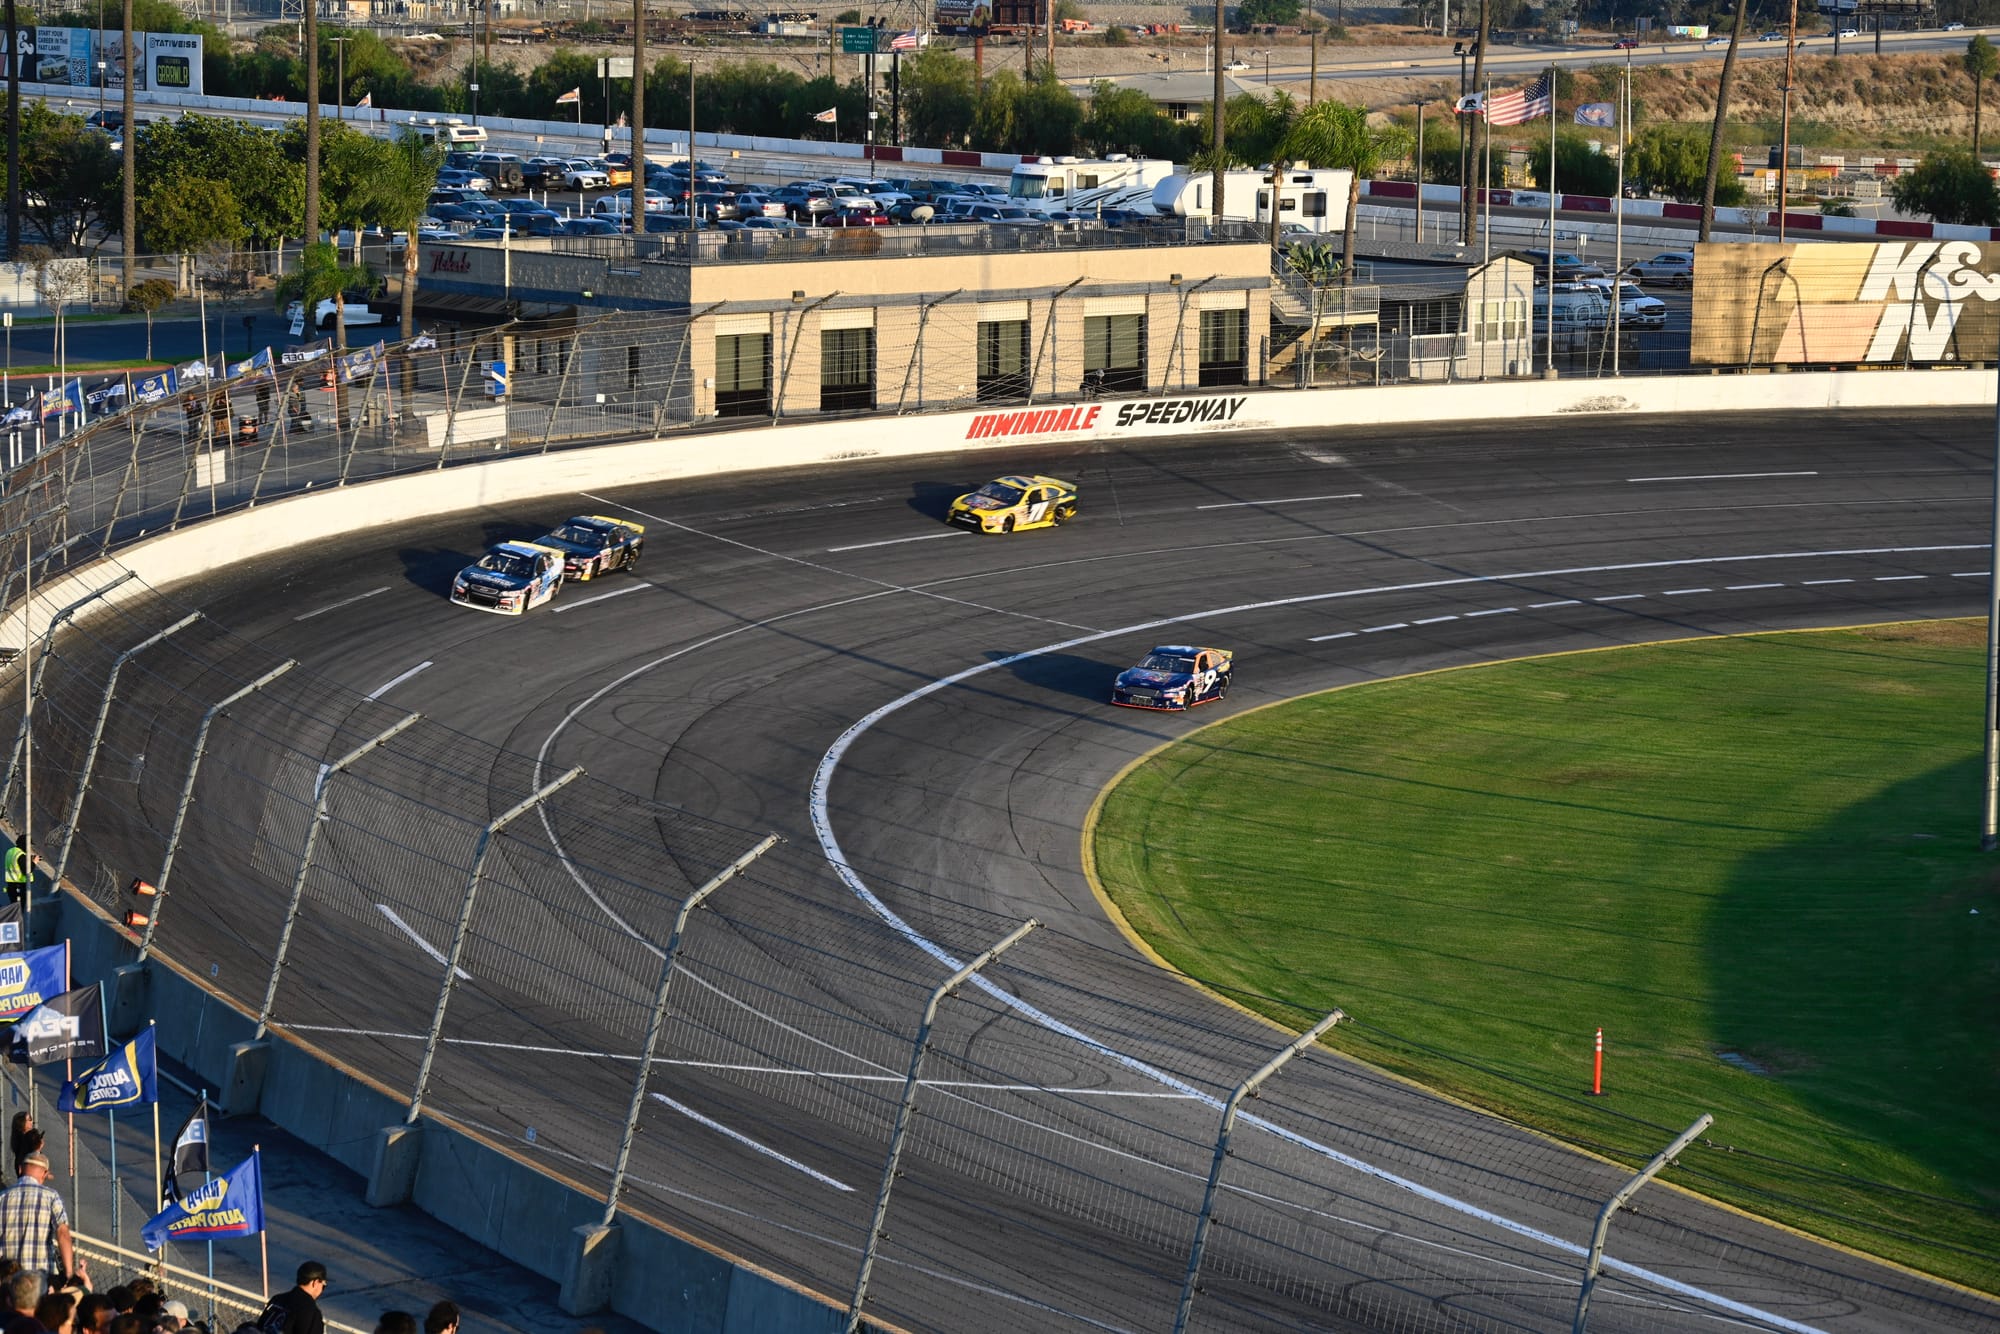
841, 25, 879, 52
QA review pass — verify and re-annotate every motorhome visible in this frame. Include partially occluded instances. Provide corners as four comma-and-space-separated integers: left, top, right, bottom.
410, 118, 489, 148
1151, 166, 1354, 234
1005, 155, 1177, 216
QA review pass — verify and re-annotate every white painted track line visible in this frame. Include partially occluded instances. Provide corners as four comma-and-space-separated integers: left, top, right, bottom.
1627, 471, 1819, 483
293, 586, 389, 621
1195, 493, 1363, 510
827, 531, 970, 552
375, 905, 469, 979
651, 1091, 854, 1191
365, 661, 432, 701
551, 582, 649, 613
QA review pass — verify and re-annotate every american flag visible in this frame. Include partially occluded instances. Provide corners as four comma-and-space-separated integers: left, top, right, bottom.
888, 27, 922, 49
1483, 72, 1552, 126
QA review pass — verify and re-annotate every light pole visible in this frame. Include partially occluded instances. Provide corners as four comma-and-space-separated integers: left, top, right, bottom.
95, 59, 105, 122
1414, 98, 1429, 244
329, 36, 351, 120
469, 0, 480, 124
1454, 39, 1478, 244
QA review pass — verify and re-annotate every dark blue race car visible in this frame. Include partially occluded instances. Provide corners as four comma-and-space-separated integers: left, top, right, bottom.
1110, 645, 1234, 711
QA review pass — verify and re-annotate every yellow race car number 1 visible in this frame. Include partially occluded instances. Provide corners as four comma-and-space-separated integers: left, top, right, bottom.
947, 474, 1079, 534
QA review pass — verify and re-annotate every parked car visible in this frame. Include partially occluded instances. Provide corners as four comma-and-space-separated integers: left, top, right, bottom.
1611, 36, 1637, 47
886, 198, 937, 223
559, 216, 622, 236
731, 191, 787, 218
436, 168, 494, 193
822, 205, 892, 226
1520, 248, 1605, 281
522, 157, 569, 187
427, 203, 486, 227
286, 296, 386, 330
1626, 251, 1694, 288
562, 159, 610, 190
473, 154, 528, 190
691, 191, 743, 219
1581, 277, 1668, 329
1533, 284, 1610, 333
740, 216, 810, 237
498, 198, 559, 218
1837, 26, 1859, 36
771, 183, 837, 219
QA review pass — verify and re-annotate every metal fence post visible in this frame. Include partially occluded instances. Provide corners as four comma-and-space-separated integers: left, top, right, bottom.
1571, 1114, 1713, 1333
405, 765, 584, 1123
1172, 1008, 1346, 1334
51, 613, 199, 895
848, 918, 1039, 1334
253, 713, 422, 1039
538, 327, 589, 453
1026, 279, 1085, 407
97, 408, 147, 560
136, 661, 296, 962
435, 335, 487, 472
601, 833, 778, 1225
0, 572, 136, 813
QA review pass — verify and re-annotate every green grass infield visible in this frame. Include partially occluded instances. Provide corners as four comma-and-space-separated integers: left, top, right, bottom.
1089, 622, 2000, 1291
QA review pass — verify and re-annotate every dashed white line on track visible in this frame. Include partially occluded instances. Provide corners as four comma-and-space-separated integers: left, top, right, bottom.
1803, 579, 1854, 586
1875, 575, 1927, 582
1725, 584, 1783, 591
365, 661, 431, 700
293, 586, 388, 622
827, 531, 971, 552
1413, 616, 1458, 626
1308, 631, 1356, 642
1529, 600, 1581, 609
1361, 622, 1407, 633
552, 582, 650, 613
1662, 588, 1713, 596
1595, 594, 1646, 602
650, 1091, 854, 1191
374, 905, 468, 979
1627, 471, 1819, 483
1194, 493, 1363, 510
1465, 607, 1518, 617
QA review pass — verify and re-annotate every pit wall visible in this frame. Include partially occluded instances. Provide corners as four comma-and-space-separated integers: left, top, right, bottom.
12, 368, 1994, 1331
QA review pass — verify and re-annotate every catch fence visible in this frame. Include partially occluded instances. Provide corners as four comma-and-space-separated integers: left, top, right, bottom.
0, 327, 1989, 1332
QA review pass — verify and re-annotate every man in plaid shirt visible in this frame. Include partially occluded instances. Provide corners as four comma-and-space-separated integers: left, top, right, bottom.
0, 1153, 82, 1283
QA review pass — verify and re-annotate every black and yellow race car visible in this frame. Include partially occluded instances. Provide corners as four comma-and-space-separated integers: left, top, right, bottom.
537, 515, 646, 582
947, 475, 1078, 534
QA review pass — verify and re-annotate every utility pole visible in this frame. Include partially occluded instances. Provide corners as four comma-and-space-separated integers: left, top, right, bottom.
1211, 0, 1226, 223
632, 0, 645, 254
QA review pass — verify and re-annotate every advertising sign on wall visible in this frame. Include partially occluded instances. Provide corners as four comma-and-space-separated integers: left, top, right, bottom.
0, 28, 201, 95
1691, 241, 2000, 366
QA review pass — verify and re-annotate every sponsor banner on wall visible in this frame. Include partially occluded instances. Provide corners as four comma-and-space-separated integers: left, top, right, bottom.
1691, 240, 2000, 367
0, 28, 201, 95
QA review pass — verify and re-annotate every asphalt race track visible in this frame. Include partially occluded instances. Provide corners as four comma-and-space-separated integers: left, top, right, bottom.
51, 409, 2000, 1334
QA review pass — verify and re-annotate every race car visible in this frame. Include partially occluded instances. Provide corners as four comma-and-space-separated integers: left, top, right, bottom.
1110, 645, 1233, 711
537, 515, 646, 582
947, 474, 1078, 534
449, 541, 565, 615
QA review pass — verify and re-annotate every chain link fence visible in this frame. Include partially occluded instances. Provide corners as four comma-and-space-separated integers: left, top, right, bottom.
0, 313, 1989, 1332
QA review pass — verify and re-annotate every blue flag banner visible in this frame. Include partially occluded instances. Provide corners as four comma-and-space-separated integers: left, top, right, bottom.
59, 1025, 157, 1111
84, 381, 126, 410
141, 1151, 263, 1252
133, 369, 179, 405
1573, 102, 1616, 128
229, 347, 274, 382
38, 380, 81, 420
0, 946, 71, 1020
177, 357, 214, 383
337, 341, 386, 384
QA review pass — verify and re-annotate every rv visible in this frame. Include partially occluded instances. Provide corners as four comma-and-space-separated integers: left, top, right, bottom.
1006, 155, 1177, 216
410, 118, 489, 148
1151, 166, 1354, 234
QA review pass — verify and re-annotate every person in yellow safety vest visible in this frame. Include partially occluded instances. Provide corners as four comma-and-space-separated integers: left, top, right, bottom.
3, 841, 29, 905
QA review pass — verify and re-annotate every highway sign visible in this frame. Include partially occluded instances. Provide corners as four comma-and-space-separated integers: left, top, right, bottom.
841, 25, 879, 52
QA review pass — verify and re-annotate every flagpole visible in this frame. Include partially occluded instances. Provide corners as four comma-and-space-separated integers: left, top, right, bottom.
1613, 63, 1627, 377
203, 1088, 216, 1330
256, 1147, 267, 1301
1482, 79, 1492, 382
64, 937, 74, 1231
148, 1021, 160, 1270
1547, 63, 1556, 376
107, 1106, 118, 1245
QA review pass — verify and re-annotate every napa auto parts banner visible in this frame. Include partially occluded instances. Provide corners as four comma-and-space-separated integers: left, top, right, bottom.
1, 29, 203, 95
1691, 240, 2000, 365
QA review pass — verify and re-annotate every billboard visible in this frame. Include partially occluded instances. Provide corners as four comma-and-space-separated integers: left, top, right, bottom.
935, 0, 1041, 33
1691, 240, 2000, 366
0, 28, 202, 96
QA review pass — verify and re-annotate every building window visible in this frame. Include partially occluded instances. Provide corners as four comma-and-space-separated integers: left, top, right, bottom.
627, 345, 642, 393
1470, 298, 1526, 343
1084, 312, 1146, 393
820, 326, 875, 413
714, 332, 770, 417
1303, 191, 1328, 218
1198, 308, 1247, 387
977, 319, 1031, 402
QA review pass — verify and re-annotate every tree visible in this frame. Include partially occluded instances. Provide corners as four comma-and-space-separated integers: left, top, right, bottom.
1016, 66, 1084, 156
1527, 133, 1618, 197
1965, 36, 1998, 156
144, 115, 303, 250
1082, 82, 1197, 160
377, 132, 444, 343
121, 0, 136, 296
303, 0, 321, 239
1890, 149, 2000, 226
14, 105, 120, 252
276, 241, 373, 424
972, 70, 1025, 153
138, 176, 243, 254
903, 48, 978, 148
1633, 123, 1742, 204
1697, 0, 1750, 240
1279, 99, 1407, 284
123, 277, 177, 359
1239, 0, 1302, 23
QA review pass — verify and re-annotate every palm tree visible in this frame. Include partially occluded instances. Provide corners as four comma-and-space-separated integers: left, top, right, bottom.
1697, 0, 1751, 241
379, 132, 445, 344
1966, 36, 1998, 156
1279, 100, 1408, 285
276, 241, 370, 423
303, 0, 322, 238
120, 0, 134, 295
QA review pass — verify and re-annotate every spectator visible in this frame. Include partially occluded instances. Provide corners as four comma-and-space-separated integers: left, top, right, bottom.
3, 1271, 45, 1334
99, 1293, 127, 1319
155, 1300, 190, 1333
102, 1318, 137, 1334
252, 1263, 324, 1334
123, 1300, 158, 1332
70, 1297, 108, 1334
370, 1316, 413, 1334
31, 1293, 71, 1334
4, 1120, 30, 1184
419, 1304, 455, 1334
119, 1285, 150, 1309
10, 1135, 43, 1184
0, 1155, 80, 1287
